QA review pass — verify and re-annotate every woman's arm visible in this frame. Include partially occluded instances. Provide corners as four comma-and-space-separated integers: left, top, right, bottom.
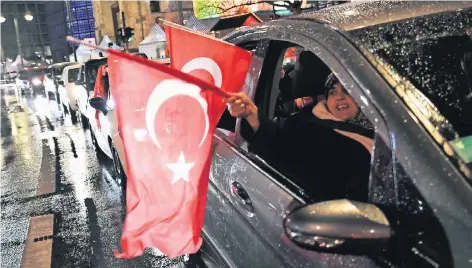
224, 93, 291, 157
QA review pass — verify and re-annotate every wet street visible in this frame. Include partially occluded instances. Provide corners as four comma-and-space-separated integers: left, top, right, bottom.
1, 84, 201, 268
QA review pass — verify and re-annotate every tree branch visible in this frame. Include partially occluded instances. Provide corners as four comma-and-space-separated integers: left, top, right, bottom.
197, 0, 295, 15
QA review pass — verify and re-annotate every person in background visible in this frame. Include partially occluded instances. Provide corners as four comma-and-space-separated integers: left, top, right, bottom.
92, 64, 108, 130
224, 73, 374, 201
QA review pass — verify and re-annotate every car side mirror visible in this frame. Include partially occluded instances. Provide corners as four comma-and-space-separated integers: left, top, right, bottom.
284, 199, 392, 254
57, 80, 64, 86
89, 97, 113, 115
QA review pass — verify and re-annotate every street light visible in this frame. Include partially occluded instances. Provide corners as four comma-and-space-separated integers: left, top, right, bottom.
24, 11, 34, 21
0, 12, 34, 68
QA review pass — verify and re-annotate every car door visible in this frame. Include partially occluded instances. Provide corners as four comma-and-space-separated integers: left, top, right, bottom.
240, 43, 383, 268
44, 66, 55, 95
75, 65, 89, 116
208, 24, 409, 268
203, 42, 280, 268
65, 67, 80, 111
93, 73, 113, 158
107, 85, 128, 175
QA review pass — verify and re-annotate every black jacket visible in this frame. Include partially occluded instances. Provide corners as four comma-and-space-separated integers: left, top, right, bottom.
241, 107, 373, 202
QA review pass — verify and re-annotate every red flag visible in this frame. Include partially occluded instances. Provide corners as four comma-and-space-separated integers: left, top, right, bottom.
109, 25, 251, 259
165, 24, 251, 123
242, 15, 262, 27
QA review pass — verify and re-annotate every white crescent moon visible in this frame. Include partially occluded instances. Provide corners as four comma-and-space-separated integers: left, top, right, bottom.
181, 57, 223, 88
146, 57, 222, 149
146, 80, 209, 148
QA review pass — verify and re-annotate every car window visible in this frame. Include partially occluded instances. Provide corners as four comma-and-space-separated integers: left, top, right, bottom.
85, 59, 107, 92
242, 41, 379, 202
68, 68, 79, 83
26, 69, 46, 77
350, 10, 472, 178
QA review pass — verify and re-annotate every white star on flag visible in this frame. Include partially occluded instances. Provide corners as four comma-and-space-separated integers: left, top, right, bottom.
166, 152, 195, 184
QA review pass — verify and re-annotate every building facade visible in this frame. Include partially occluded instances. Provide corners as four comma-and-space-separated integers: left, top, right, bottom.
44, 0, 96, 63
1, 1, 51, 61
92, 0, 194, 50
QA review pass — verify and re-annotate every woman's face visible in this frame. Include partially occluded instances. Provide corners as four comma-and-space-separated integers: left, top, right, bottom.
326, 82, 359, 121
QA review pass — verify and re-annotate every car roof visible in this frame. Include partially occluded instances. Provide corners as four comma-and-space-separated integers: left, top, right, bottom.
292, 1, 472, 31
84, 58, 107, 67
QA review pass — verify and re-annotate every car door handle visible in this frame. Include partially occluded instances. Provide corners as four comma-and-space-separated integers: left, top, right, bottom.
230, 181, 254, 213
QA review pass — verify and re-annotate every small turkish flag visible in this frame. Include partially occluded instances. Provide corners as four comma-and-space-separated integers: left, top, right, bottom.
165, 24, 251, 123
110, 24, 251, 259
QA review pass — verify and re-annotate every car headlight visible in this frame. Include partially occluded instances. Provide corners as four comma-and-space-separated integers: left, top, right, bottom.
32, 78, 42, 86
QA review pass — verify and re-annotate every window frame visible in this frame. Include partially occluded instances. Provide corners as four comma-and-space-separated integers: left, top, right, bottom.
215, 41, 262, 134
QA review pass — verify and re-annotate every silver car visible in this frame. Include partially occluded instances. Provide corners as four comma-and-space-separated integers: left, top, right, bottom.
199, 2, 472, 268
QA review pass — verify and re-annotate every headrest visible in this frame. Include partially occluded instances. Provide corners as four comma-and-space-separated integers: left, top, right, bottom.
279, 51, 331, 100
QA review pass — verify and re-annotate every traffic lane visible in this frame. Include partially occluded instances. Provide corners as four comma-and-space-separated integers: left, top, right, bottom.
1, 89, 195, 268
1, 85, 43, 267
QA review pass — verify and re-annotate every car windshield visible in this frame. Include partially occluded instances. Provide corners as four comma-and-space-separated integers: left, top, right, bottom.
19, 69, 45, 79
350, 9, 472, 138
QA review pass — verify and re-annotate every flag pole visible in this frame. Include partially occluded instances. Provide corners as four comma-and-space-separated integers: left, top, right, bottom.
66, 36, 231, 98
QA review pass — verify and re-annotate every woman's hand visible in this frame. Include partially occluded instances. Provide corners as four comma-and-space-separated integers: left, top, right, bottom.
223, 92, 260, 132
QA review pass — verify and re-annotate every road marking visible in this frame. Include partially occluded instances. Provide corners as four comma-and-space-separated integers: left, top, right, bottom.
20, 214, 55, 268
35, 140, 56, 196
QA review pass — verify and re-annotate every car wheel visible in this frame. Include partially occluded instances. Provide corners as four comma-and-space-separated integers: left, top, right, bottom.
69, 105, 78, 124
111, 143, 126, 186
111, 143, 127, 207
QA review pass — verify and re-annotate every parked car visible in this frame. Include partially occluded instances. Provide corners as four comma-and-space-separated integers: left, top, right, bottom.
190, 2, 470, 268
57, 64, 81, 123
73, 58, 108, 126
16, 67, 46, 96
44, 62, 76, 100
88, 59, 171, 188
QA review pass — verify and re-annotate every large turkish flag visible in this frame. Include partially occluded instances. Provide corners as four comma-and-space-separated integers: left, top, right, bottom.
110, 25, 251, 259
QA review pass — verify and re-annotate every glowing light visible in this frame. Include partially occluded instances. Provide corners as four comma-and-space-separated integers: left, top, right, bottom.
24, 12, 33, 21
32, 78, 42, 86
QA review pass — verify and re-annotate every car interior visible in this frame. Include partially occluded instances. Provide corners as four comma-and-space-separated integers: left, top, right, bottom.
216, 41, 377, 202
